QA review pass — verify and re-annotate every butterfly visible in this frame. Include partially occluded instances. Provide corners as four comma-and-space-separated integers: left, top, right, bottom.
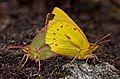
45, 7, 110, 63
8, 27, 57, 71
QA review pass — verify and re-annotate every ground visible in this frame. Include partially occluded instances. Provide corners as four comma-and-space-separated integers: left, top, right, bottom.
0, 0, 120, 79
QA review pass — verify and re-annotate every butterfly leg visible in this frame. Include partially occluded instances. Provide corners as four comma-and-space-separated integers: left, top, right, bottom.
20, 54, 27, 64
92, 54, 100, 62
86, 55, 94, 63
38, 60, 41, 74
49, 68, 57, 78
86, 54, 99, 64
70, 53, 79, 64
21, 54, 29, 67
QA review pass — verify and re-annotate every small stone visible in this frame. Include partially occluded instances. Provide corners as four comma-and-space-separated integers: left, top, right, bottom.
61, 61, 120, 79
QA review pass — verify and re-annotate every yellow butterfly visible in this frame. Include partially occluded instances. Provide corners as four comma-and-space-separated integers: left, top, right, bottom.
45, 7, 110, 62
7, 27, 57, 71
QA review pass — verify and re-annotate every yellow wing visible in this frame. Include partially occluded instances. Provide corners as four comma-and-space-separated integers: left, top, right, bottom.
45, 7, 90, 57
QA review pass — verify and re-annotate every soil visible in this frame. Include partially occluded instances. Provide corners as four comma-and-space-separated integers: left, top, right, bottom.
0, 0, 120, 79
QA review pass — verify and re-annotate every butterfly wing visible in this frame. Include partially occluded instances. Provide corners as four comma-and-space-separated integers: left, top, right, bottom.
26, 27, 57, 60
51, 7, 89, 45
30, 28, 45, 49
45, 7, 90, 57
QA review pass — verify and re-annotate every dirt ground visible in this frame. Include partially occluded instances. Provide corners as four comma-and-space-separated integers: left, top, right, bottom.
0, 0, 120, 79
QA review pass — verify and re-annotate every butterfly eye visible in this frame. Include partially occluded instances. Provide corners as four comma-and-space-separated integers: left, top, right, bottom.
91, 46, 94, 48
89, 44, 95, 49
25, 47, 29, 51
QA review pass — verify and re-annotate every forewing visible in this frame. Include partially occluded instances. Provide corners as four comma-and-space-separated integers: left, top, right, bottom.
52, 7, 89, 46
45, 7, 90, 57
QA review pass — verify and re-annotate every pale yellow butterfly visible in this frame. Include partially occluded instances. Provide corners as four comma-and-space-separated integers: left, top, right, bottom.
45, 7, 110, 62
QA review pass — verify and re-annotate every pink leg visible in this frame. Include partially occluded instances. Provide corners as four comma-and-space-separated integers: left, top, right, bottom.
21, 55, 29, 67
86, 54, 99, 63
38, 60, 41, 73
70, 53, 79, 64
20, 54, 27, 64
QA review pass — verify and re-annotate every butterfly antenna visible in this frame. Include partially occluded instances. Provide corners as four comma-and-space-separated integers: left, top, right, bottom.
7, 45, 24, 49
96, 39, 110, 45
70, 53, 79, 64
95, 33, 110, 45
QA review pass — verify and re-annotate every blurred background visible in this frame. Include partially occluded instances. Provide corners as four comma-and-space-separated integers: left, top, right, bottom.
0, 0, 120, 79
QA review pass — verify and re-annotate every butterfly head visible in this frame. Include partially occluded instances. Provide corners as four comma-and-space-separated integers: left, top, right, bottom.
22, 45, 31, 54
89, 34, 110, 52
89, 44, 99, 52
22, 46, 41, 60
